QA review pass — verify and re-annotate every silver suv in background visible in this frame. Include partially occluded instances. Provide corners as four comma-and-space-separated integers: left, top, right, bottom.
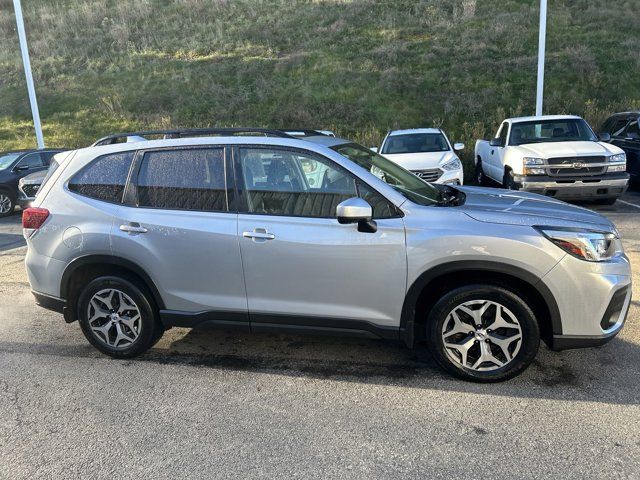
24, 128, 631, 382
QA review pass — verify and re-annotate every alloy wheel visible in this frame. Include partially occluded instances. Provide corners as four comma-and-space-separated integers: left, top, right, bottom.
0, 194, 12, 214
441, 299, 523, 371
86, 288, 142, 349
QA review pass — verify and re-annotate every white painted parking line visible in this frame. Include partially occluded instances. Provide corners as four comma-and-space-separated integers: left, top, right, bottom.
617, 199, 640, 210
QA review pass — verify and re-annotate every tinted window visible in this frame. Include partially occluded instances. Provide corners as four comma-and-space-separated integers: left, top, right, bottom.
382, 133, 449, 154
137, 148, 227, 211
610, 119, 630, 138
16, 152, 44, 169
626, 121, 640, 140
241, 147, 357, 217
69, 152, 134, 202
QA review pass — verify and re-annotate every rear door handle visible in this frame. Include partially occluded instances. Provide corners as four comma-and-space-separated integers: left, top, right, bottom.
120, 223, 148, 234
243, 229, 275, 240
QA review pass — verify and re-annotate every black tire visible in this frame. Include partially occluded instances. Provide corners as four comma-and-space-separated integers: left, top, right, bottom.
426, 284, 540, 382
594, 197, 617, 205
0, 190, 16, 218
475, 160, 486, 185
77, 276, 164, 358
502, 169, 518, 190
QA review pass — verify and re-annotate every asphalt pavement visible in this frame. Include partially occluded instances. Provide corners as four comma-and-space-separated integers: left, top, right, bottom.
1, 194, 639, 479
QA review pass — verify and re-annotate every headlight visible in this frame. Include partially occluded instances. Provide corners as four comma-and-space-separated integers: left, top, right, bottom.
609, 153, 626, 163
441, 158, 462, 171
523, 157, 545, 166
523, 157, 546, 175
535, 227, 623, 262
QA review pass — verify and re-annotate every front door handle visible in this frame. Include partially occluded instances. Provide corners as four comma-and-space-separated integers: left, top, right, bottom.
120, 223, 148, 234
243, 229, 275, 240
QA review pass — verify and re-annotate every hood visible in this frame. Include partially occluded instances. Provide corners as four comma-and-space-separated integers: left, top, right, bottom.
515, 141, 623, 158
457, 186, 615, 230
20, 169, 48, 184
382, 151, 457, 170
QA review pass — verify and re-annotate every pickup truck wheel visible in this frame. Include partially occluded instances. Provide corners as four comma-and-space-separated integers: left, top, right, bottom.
426, 284, 540, 382
503, 170, 518, 190
77, 276, 164, 358
475, 161, 486, 185
0, 191, 15, 218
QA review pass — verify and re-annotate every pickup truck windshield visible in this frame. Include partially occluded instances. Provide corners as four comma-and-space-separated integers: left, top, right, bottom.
331, 143, 441, 205
0, 153, 21, 170
510, 119, 597, 146
381, 133, 449, 154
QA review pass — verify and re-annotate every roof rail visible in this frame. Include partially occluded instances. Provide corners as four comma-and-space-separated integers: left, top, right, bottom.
91, 128, 295, 147
280, 129, 331, 137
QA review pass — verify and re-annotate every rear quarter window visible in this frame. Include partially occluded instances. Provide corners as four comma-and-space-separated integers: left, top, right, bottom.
68, 151, 134, 203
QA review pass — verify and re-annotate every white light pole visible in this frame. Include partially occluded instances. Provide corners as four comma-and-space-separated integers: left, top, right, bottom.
13, 0, 45, 149
535, 0, 547, 116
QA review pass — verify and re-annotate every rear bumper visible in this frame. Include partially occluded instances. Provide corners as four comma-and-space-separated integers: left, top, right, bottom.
32, 291, 66, 314
513, 173, 629, 200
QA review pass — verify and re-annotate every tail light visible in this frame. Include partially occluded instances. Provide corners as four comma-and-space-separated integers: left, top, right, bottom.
22, 207, 49, 238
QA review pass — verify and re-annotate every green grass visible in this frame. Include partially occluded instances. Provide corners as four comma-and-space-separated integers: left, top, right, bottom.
1, 0, 639, 177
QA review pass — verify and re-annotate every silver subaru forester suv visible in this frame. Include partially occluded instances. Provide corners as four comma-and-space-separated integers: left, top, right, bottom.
24, 129, 632, 382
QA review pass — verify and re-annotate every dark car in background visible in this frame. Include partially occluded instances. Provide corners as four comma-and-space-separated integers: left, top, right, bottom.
0, 149, 66, 217
600, 112, 640, 184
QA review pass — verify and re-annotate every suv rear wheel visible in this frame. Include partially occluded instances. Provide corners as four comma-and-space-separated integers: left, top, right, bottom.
426, 284, 540, 382
77, 276, 164, 358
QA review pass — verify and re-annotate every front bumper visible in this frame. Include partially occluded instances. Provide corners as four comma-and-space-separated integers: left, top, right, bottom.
513, 173, 629, 200
541, 252, 632, 350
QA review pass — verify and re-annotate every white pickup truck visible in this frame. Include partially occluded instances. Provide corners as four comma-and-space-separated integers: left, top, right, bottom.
474, 115, 629, 204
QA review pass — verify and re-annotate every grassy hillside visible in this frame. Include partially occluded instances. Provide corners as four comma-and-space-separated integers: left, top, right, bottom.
1, 0, 639, 175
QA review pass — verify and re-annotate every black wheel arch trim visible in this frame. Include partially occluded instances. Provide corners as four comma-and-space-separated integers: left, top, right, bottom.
399, 260, 562, 347
60, 255, 166, 310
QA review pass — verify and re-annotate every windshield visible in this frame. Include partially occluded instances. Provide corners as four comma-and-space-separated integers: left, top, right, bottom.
331, 143, 441, 205
509, 119, 597, 145
382, 133, 449, 154
0, 153, 21, 170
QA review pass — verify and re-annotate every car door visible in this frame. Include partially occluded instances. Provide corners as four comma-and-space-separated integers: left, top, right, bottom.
111, 146, 248, 327
487, 122, 509, 181
620, 119, 640, 179
235, 145, 407, 334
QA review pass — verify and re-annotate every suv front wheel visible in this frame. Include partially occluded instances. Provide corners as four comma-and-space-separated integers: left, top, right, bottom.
427, 284, 540, 382
77, 276, 164, 358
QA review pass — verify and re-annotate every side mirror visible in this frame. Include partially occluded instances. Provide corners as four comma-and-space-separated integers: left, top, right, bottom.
336, 197, 377, 233
14, 165, 29, 172
598, 132, 611, 142
489, 138, 504, 147
453, 142, 465, 151
370, 147, 378, 153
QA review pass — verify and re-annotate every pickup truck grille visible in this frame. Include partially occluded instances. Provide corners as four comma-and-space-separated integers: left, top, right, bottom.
546, 156, 606, 176
412, 168, 443, 182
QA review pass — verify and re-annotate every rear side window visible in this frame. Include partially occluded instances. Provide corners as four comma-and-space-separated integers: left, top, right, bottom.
68, 152, 134, 203
136, 148, 228, 212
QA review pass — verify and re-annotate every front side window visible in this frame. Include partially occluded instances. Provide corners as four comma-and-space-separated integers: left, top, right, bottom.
610, 119, 630, 138
0, 153, 21, 171
331, 143, 441, 206
137, 148, 227, 212
240, 147, 356, 217
509, 119, 598, 145
16, 152, 44, 169
69, 151, 134, 203
381, 133, 449, 154
625, 120, 639, 139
